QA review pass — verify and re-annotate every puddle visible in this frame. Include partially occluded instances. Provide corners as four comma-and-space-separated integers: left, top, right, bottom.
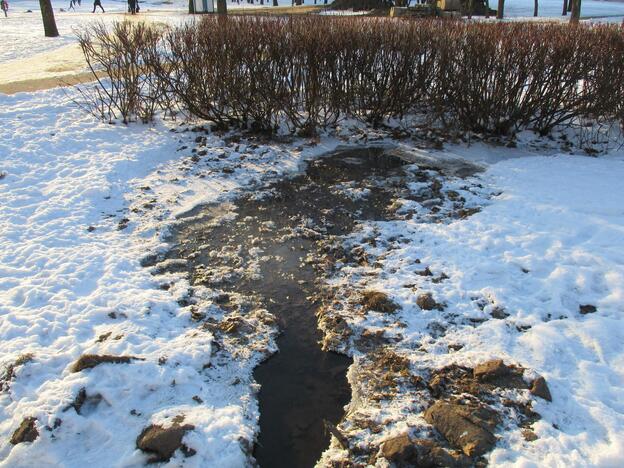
160, 147, 456, 467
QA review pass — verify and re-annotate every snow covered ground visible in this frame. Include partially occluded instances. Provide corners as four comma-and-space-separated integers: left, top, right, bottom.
2, 80, 623, 466
0, 87, 345, 466
319, 144, 624, 466
1, 6, 624, 466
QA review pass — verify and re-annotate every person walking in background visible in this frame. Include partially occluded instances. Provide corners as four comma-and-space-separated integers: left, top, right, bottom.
92, 0, 104, 12
68, 0, 76, 11
1, 0, 8, 17
128, 0, 136, 14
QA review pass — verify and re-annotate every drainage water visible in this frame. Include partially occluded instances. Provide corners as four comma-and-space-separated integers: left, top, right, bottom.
165, 148, 409, 467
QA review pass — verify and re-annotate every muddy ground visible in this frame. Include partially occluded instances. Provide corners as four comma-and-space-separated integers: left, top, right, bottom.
154, 146, 550, 467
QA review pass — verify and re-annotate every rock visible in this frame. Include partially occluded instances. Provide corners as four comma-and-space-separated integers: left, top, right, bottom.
70, 354, 142, 373
360, 291, 399, 313
381, 433, 413, 460
416, 293, 443, 311
10, 417, 38, 445
424, 401, 498, 457
530, 376, 552, 402
136, 422, 195, 462
473, 359, 510, 382
380, 433, 470, 467
579, 304, 597, 315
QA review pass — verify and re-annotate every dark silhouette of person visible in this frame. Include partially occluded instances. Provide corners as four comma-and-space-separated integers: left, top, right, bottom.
1, 0, 8, 17
92, 0, 104, 12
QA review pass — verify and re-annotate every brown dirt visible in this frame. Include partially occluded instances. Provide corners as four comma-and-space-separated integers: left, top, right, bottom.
0, 71, 106, 95
380, 433, 470, 467
136, 421, 196, 462
10, 417, 39, 445
424, 400, 499, 457
359, 290, 399, 313
70, 354, 142, 373
416, 292, 444, 311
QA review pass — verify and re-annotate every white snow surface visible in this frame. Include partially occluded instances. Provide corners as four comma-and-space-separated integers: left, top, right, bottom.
2, 0, 624, 63
322, 145, 624, 466
0, 88, 342, 466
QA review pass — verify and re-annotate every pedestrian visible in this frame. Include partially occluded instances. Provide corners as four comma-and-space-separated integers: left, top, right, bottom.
92, 0, 104, 12
127, 0, 136, 14
1, 0, 8, 17
68, 0, 75, 11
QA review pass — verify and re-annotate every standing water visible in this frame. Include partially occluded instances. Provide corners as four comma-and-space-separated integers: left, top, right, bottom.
163, 148, 410, 467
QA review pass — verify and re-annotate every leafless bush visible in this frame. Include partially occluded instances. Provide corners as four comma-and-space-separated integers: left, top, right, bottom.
77, 17, 624, 139
76, 21, 166, 124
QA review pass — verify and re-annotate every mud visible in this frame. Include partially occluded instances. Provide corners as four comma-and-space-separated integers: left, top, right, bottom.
162, 147, 423, 467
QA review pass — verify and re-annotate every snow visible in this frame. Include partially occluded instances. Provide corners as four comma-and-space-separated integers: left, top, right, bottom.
322, 145, 624, 465
2, 0, 624, 64
2, 6, 624, 465
0, 87, 341, 466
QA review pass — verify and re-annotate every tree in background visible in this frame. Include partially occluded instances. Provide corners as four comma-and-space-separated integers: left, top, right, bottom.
496, 0, 504, 19
39, 0, 59, 37
570, 0, 581, 23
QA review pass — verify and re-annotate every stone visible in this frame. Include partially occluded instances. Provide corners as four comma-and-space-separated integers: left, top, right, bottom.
424, 401, 498, 457
530, 376, 552, 402
70, 354, 141, 373
380, 433, 470, 467
136, 422, 195, 462
10, 417, 38, 445
473, 359, 510, 382
380, 433, 413, 460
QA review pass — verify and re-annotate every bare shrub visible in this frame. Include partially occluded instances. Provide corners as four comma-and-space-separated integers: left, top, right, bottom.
76, 21, 165, 124
76, 17, 624, 140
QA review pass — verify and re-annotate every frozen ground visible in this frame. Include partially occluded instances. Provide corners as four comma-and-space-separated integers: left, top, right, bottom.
1, 80, 623, 466
319, 144, 624, 466
0, 87, 345, 466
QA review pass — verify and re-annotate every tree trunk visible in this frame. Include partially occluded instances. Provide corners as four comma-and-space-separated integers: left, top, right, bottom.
562, 0, 567, 15
485, 0, 490, 18
188, 0, 195, 13
217, 0, 227, 14
533, 0, 538, 16
568, 0, 572, 11
570, 0, 581, 23
39, 0, 59, 37
468, 0, 473, 19
496, 0, 504, 19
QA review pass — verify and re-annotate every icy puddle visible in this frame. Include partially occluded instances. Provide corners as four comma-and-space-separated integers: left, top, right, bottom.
161, 147, 482, 467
